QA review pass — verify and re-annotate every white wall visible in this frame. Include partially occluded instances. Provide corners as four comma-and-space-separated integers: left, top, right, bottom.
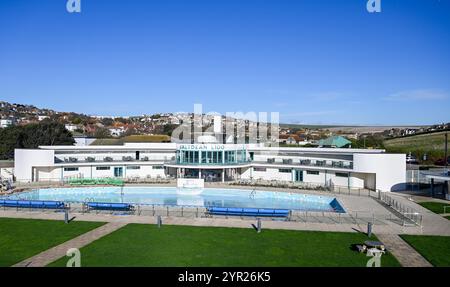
353, 153, 406, 191
74, 137, 96, 146
303, 170, 326, 185
46, 164, 168, 180
250, 168, 293, 181
13, 145, 406, 192
35, 167, 58, 181
241, 167, 365, 189
349, 173, 366, 189
14, 149, 54, 182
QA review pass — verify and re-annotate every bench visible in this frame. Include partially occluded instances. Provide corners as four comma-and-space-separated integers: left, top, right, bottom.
207, 207, 290, 217
0, 200, 66, 210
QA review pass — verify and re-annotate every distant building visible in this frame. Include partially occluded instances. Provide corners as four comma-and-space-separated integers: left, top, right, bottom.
318, 136, 351, 148
109, 128, 125, 137
64, 124, 78, 132
73, 136, 96, 146
284, 135, 300, 144
37, 115, 49, 121
0, 118, 15, 128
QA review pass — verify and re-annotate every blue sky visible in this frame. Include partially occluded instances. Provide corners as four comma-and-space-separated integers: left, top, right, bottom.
0, 0, 449, 125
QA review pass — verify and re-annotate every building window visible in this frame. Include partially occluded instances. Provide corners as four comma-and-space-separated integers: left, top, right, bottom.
224, 151, 236, 163
153, 166, 164, 169
127, 166, 141, 170
306, 170, 319, 175
279, 169, 292, 173
254, 167, 266, 172
335, 172, 349, 177
96, 167, 110, 170
64, 167, 79, 172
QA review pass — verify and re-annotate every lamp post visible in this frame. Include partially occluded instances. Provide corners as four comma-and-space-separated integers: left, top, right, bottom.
445, 133, 448, 172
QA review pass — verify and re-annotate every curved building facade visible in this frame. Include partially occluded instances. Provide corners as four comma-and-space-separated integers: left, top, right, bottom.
14, 143, 406, 192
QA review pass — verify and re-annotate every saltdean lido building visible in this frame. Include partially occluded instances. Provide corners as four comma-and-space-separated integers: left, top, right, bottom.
14, 143, 406, 192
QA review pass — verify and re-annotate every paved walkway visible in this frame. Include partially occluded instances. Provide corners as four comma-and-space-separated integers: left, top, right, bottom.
389, 195, 450, 236
376, 233, 433, 267
13, 222, 127, 267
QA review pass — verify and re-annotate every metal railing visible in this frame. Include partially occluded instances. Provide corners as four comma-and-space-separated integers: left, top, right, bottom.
379, 192, 423, 227
250, 160, 353, 170
229, 179, 377, 198
54, 157, 168, 164
289, 210, 397, 226
0, 202, 409, 228
165, 160, 252, 166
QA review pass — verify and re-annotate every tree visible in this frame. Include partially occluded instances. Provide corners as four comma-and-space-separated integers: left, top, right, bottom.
162, 124, 179, 136
350, 134, 385, 149
0, 121, 75, 160
93, 127, 111, 138
0, 126, 23, 160
71, 117, 82, 125
101, 118, 114, 127
123, 127, 138, 137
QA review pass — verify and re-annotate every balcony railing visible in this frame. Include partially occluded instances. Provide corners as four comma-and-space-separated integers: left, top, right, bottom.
54, 156, 173, 164
253, 159, 353, 170
54, 156, 353, 170
166, 159, 253, 166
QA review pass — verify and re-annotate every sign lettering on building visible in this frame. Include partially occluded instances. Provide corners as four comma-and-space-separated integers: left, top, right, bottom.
178, 144, 225, 151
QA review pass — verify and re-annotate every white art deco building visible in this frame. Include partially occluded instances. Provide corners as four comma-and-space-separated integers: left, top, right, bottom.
14, 143, 406, 192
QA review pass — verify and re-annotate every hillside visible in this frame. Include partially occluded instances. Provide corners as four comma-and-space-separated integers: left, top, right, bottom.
384, 131, 449, 163
91, 135, 171, 145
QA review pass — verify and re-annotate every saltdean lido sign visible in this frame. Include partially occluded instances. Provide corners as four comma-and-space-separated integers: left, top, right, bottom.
178, 144, 226, 151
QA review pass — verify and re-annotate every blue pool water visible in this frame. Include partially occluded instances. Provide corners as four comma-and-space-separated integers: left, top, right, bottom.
3, 187, 345, 212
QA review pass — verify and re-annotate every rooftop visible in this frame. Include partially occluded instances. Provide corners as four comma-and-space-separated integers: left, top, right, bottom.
318, 136, 352, 148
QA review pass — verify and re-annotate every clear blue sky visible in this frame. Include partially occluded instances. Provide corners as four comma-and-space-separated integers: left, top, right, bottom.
0, 0, 449, 125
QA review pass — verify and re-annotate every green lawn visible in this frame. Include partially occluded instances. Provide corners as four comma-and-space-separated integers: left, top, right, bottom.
49, 224, 401, 267
401, 235, 450, 267
418, 202, 450, 215
0, 218, 104, 267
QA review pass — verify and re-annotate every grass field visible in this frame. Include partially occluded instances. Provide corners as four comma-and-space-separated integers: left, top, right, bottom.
48, 224, 401, 267
400, 235, 450, 267
417, 202, 450, 215
0, 218, 104, 267
383, 131, 449, 163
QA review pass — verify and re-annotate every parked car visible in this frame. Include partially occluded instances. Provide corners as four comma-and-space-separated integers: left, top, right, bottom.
434, 156, 450, 166
406, 154, 419, 164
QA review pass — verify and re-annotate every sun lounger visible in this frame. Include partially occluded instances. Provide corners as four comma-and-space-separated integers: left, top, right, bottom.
0, 200, 66, 210
207, 207, 289, 217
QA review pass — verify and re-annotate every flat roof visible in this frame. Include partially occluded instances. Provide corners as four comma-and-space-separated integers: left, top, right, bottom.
38, 143, 177, 150
34, 143, 388, 155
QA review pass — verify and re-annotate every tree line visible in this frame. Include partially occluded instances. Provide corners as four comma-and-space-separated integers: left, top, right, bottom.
0, 120, 75, 160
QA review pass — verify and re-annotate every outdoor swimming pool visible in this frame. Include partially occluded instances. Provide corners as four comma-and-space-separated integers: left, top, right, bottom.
3, 187, 345, 212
